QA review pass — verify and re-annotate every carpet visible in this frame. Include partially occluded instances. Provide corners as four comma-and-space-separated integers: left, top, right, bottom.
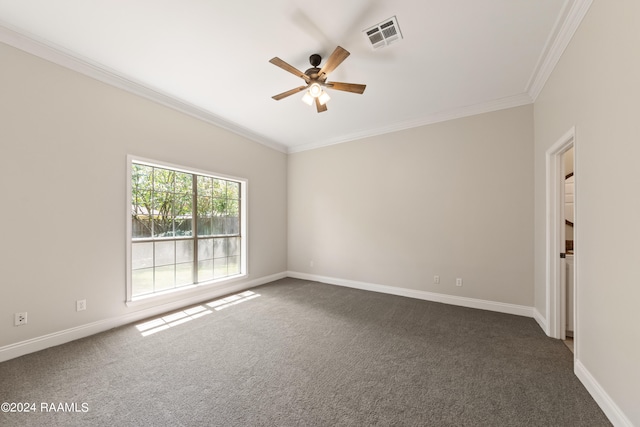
0, 278, 611, 426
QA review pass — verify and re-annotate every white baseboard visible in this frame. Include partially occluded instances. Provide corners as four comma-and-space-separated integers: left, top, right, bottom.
287, 271, 534, 318
575, 360, 633, 427
0, 272, 287, 363
533, 307, 549, 334
3, 271, 631, 426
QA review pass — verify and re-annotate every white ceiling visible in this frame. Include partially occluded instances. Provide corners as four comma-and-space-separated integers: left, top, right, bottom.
0, 1, 589, 153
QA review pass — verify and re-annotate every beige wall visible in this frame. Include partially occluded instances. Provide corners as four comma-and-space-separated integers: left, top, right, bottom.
289, 105, 534, 306
0, 42, 288, 349
4, 3, 637, 421
534, 1, 640, 424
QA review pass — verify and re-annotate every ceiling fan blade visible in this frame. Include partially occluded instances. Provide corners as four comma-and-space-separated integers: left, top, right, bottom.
318, 46, 350, 79
269, 57, 311, 83
272, 86, 308, 101
315, 97, 328, 113
325, 82, 367, 94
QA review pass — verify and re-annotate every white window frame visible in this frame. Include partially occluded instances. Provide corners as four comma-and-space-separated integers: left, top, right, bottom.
125, 155, 248, 304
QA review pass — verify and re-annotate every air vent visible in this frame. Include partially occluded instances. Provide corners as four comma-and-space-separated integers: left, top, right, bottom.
363, 16, 403, 50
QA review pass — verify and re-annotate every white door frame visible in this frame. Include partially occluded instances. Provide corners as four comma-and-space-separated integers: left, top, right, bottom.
545, 126, 576, 344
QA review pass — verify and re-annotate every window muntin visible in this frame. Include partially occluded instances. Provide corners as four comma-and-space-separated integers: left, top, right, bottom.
129, 160, 244, 300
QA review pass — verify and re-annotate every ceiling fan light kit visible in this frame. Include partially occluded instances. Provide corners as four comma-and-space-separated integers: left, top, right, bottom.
300, 82, 330, 106
269, 46, 366, 113
308, 82, 322, 97
301, 92, 314, 106
318, 91, 330, 106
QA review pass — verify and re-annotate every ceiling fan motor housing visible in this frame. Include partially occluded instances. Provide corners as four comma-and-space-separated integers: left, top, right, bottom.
304, 67, 322, 81
309, 54, 321, 67
305, 54, 324, 81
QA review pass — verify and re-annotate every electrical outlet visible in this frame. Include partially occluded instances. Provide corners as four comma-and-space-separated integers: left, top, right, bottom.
14, 312, 27, 326
310, 260, 314, 268
433, 275, 440, 284
456, 278, 463, 287
76, 299, 86, 312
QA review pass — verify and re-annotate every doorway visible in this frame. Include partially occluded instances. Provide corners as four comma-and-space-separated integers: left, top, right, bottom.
563, 147, 575, 351
545, 127, 576, 356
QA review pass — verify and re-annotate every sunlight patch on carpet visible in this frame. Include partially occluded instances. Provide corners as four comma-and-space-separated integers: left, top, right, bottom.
135, 291, 260, 336
136, 305, 212, 336
206, 290, 260, 311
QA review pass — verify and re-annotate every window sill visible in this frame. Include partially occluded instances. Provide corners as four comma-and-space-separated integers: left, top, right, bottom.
126, 274, 247, 308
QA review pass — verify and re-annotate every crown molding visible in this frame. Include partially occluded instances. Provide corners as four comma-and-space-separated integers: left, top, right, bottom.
288, 92, 533, 153
2, 0, 591, 156
526, 0, 593, 100
0, 22, 288, 154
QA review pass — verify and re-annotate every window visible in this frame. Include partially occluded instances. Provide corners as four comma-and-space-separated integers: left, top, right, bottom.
127, 157, 246, 301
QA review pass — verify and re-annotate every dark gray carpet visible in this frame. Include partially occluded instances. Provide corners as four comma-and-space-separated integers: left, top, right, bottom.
0, 278, 610, 426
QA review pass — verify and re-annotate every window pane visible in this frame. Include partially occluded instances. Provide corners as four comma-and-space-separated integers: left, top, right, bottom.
212, 179, 226, 198
198, 260, 213, 282
197, 195, 212, 236
175, 217, 192, 237
197, 217, 212, 236
153, 168, 174, 192
176, 240, 193, 263
214, 258, 228, 279
197, 195, 212, 214
155, 241, 175, 266
197, 176, 212, 197
174, 193, 192, 236
132, 164, 153, 190
155, 265, 175, 290
227, 181, 240, 200
226, 199, 239, 216
174, 171, 192, 194
132, 268, 154, 296
176, 262, 193, 286
132, 242, 153, 270
153, 193, 175, 237
225, 216, 239, 235
228, 256, 240, 275
212, 197, 226, 217
132, 190, 152, 238
228, 237, 240, 257
134, 190, 153, 207
197, 238, 213, 260
132, 216, 152, 239
212, 216, 225, 235
213, 238, 227, 258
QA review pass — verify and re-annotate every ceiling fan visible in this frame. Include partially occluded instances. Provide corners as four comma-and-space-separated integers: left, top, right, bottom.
269, 46, 366, 113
